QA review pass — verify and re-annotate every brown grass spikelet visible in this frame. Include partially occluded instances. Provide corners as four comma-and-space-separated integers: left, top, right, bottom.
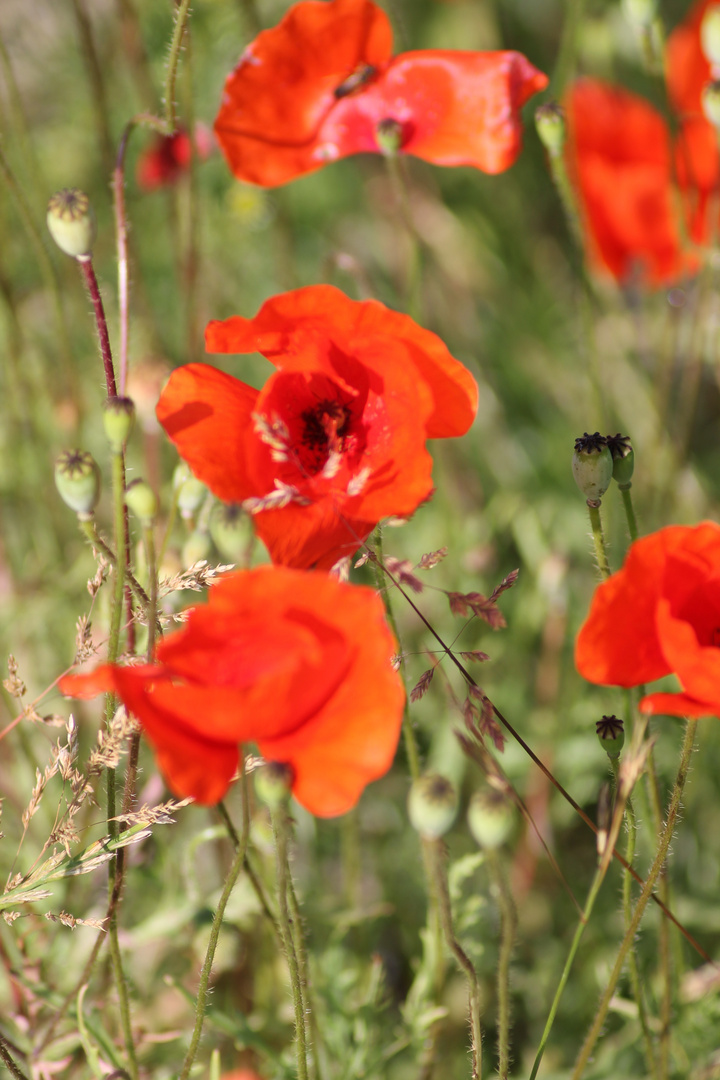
4, 655, 26, 698
417, 546, 448, 569
384, 556, 424, 592
410, 667, 434, 702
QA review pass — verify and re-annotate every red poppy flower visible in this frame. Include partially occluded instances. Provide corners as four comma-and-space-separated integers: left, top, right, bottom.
565, 78, 691, 286
213, 0, 548, 187
136, 124, 215, 191
667, 0, 720, 244
156, 284, 478, 570
576, 522, 720, 718
60, 565, 405, 817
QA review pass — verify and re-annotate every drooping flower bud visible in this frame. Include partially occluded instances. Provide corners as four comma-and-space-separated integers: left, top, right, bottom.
605, 433, 635, 486
535, 102, 566, 157
46, 189, 96, 259
174, 462, 207, 518
125, 478, 158, 525
701, 5, 720, 67
407, 773, 458, 840
596, 715, 625, 759
702, 80, 720, 130
102, 396, 136, 453
255, 761, 294, 810
54, 449, 101, 518
375, 118, 404, 157
209, 503, 252, 562
182, 529, 212, 567
572, 432, 613, 504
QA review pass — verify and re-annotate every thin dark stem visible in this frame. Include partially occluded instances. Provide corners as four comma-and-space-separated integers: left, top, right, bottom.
77, 257, 117, 397
0, 1035, 29, 1080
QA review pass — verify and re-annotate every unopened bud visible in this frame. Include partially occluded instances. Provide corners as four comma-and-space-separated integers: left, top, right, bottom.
622, 0, 658, 27
702, 80, 720, 129
605, 433, 634, 486
174, 462, 207, 518
102, 396, 136, 452
408, 773, 458, 840
596, 715, 625, 759
55, 449, 101, 518
572, 432, 613, 503
375, 118, 404, 157
125, 478, 158, 524
46, 189, 96, 258
535, 102, 566, 157
209, 503, 251, 561
255, 761, 293, 809
182, 529, 212, 567
467, 788, 515, 850
701, 5, 720, 66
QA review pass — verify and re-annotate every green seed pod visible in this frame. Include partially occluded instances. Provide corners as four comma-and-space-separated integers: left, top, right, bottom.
125, 478, 158, 525
46, 189, 96, 259
407, 774, 458, 840
209, 503, 251, 562
702, 80, 720, 129
572, 432, 613, 503
182, 529, 212, 567
701, 4, 720, 65
535, 102, 566, 157
255, 761, 294, 810
622, 0, 658, 27
596, 715, 625, 759
375, 117, 404, 156
467, 788, 515, 851
174, 463, 207, 518
102, 396, 136, 453
605, 433, 635, 486
54, 449, 101, 518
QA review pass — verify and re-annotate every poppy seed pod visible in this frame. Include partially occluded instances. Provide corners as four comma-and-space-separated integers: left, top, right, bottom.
255, 761, 294, 810
375, 117, 404, 156
606, 433, 635, 486
596, 715, 625, 759
174, 463, 207, 518
467, 788, 515, 850
47, 189, 96, 259
55, 449, 101, 518
407, 773, 458, 840
103, 396, 136, 452
210, 503, 251, 561
572, 432, 613, 503
535, 101, 566, 157
701, 5, 720, 66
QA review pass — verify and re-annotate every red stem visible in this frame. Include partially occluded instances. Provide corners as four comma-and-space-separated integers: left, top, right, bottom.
78, 255, 117, 398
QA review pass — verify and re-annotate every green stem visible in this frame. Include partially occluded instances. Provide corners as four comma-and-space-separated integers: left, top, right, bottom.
587, 500, 611, 579
426, 838, 482, 1080
619, 484, 639, 543
0, 1036, 29, 1080
164, 0, 193, 134
271, 805, 310, 1080
288, 874, 323, 1080
552, 0, 586, 97
142, 521, 158, 659
78, 515, 152, 609
178, 769, 250, 1080
571, 720, 697, 1080
384, 154, 423, 320
487, 849, 516, 1080
622, 795, 658, 1078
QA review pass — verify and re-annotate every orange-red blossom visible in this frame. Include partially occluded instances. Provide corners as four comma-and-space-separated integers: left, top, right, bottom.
156, 284, 478, 570
576, 522, 720, 718
60, 566, 405, 817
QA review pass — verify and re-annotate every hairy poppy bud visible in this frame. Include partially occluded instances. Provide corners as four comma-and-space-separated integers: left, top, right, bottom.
125, 478, 158, 525
572, 432, 613, 503
535, 102, 566, 157
103, 396, 136, 452
174, 463, 207, 518
209, 503, 251, 562
255, 761, 293, 809
375, 118, 404, 156
701, 5, 720, 66
596, 715, 625, 759
622, 0, 658, 26
182, 529, 212, 567
467, 788, 514, 850
605, 432, 634, 486
408, 773, 458, 840
46, 189, 96, 259
55, 449, 101, 518
702, 80, 720, 129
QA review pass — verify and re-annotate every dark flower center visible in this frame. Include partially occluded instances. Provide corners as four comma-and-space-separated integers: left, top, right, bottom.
334, 63, 377, 99
299, 398, 352, 472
